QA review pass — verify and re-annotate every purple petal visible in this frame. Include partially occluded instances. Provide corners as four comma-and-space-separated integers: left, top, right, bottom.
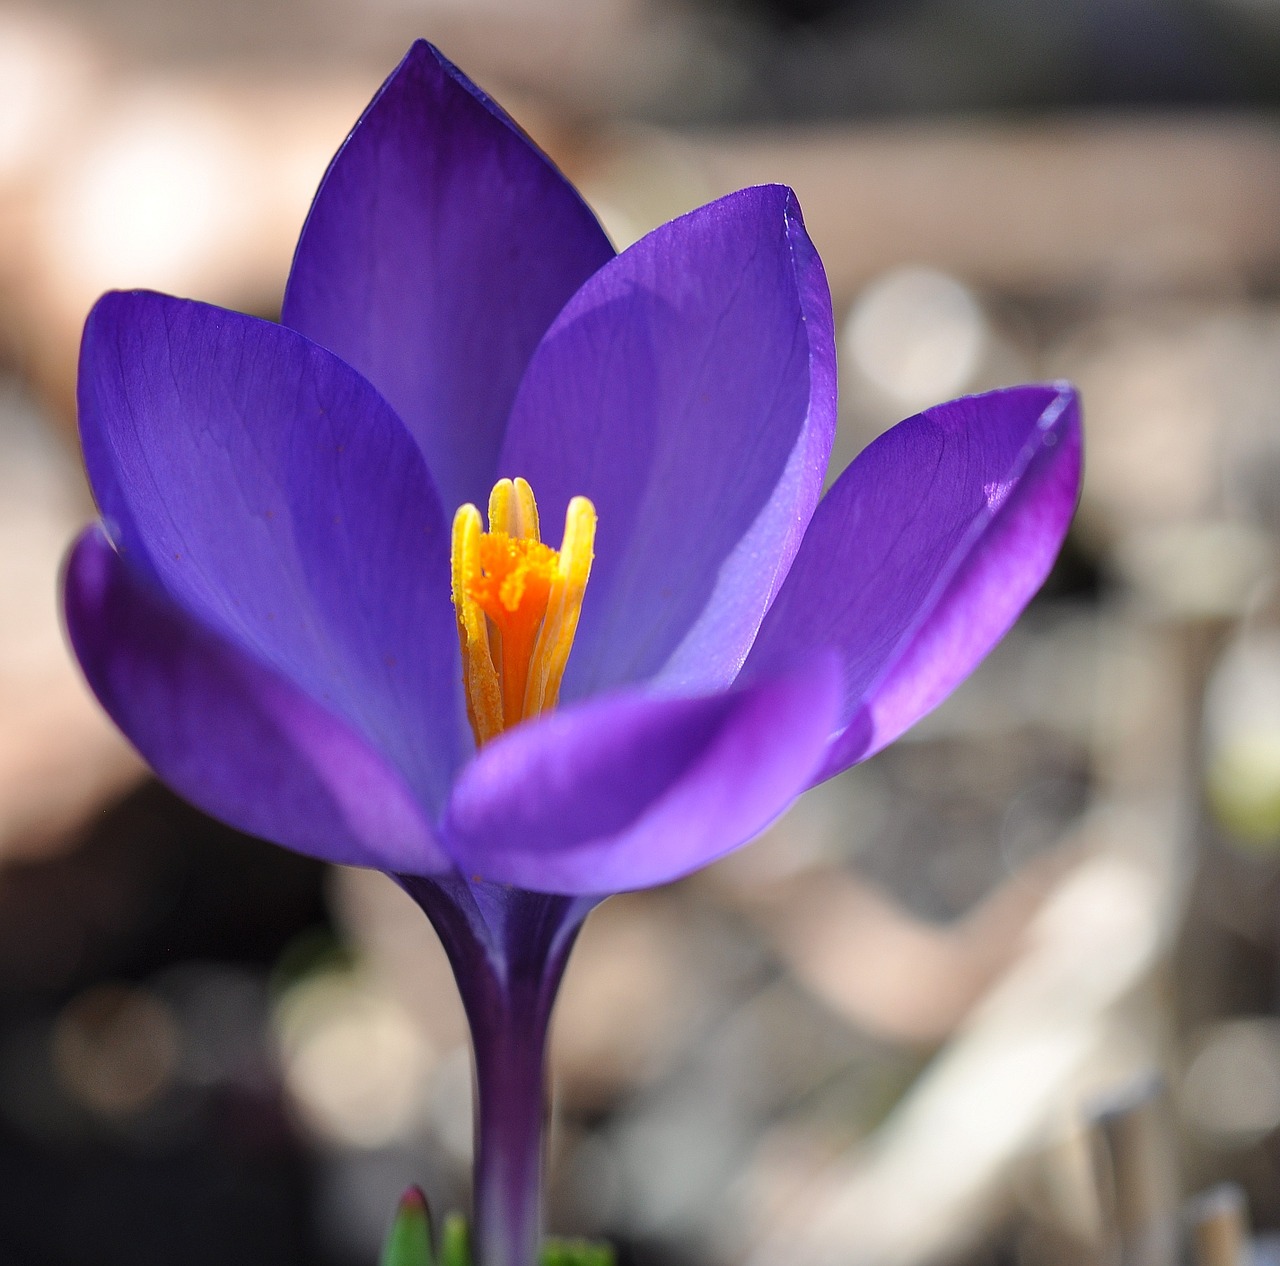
65, 527, 447, 873
499, 185, 837, 699
745, 383, 1082, 777
79, 290, 463, 811
282, 40, 615, 514
442, 657, 843, 894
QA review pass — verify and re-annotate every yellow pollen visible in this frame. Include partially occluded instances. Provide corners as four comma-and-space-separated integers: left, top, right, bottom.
450, 477, 596, 746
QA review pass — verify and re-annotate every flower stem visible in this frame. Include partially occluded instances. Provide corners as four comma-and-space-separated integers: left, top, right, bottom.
399, 874, 594, 1266
468, 957, 554, 1266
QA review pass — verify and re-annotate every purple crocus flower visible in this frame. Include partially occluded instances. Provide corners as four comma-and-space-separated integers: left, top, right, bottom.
62, 40, 1081, 1266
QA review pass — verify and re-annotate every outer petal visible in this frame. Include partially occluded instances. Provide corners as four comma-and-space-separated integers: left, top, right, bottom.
65, 527, 446, 873
79, 290, 463, 811
500, 185, 837, 699
442, 657, 842, 894
282, 40, 615, 514
745, 383, 1082, 778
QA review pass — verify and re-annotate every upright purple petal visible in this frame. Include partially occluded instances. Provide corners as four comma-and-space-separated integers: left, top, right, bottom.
65, 527, 446, 873
745, 384, 1082, 778
442, 657, 842, 894
282, 40, 615, 514
500, 186, 837, 699
79, 290, 463, 811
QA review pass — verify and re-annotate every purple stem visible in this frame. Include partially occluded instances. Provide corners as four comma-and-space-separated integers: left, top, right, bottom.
399, 873, 596, 1266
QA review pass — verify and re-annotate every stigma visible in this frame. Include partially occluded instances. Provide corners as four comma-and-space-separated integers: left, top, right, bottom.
451, 477, 596, 746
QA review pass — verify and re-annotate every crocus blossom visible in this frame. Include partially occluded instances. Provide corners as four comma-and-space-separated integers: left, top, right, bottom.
62, 39, 1081, 1266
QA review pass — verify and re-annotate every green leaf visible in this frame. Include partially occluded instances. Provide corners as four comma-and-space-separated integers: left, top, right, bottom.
380, 1187, 434, 1266
439, 1212, 472, 1266
382, 1208, 612, 1266
541, 1237, 616, 1266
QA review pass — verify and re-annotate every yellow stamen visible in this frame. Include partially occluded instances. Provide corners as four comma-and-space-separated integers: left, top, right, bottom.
450, 479, 596, 746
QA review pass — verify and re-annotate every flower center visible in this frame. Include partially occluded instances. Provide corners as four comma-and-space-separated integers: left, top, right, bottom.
451, 477, 596, 746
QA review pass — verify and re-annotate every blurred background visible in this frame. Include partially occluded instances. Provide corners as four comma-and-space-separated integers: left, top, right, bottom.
4, 1, 1280, 1264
